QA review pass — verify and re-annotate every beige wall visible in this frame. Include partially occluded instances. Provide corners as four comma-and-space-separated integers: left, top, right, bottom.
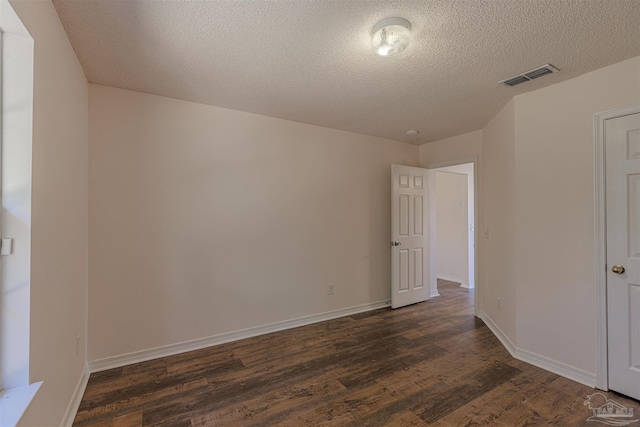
482, 99, 517, 342
419, 130, 482, 167
514, 56, 640, 374
88, 85, 418, 361
9, 0, 89, 425
435, 171, 468, 284
420, 57, 640, 381
419, 104, 518, 347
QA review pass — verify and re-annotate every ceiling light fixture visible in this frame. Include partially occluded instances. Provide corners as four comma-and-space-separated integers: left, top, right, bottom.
371, 17, 411, 56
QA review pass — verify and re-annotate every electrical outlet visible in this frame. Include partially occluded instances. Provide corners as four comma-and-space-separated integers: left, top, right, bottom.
76, 335, 80, 356
328, 284, 335, 295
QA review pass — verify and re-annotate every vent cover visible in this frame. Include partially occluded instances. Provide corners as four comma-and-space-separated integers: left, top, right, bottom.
499, 64, 559, 87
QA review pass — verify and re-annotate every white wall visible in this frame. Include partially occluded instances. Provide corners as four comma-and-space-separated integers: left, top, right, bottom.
482, 99, 517, 344
88, 85, 418, 362
435, 171, 468, 285
9, 0, 90, 425
514, 56, 640, 375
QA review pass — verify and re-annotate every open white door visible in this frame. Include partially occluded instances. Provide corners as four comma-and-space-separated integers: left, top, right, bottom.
606, 111, 640, 400
391, 165, 430, 309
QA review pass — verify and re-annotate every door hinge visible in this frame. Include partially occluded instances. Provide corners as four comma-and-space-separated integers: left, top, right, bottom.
1, 238, 13, 256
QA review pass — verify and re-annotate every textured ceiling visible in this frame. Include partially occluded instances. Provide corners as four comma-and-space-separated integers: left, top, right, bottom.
53, 0, 640, 144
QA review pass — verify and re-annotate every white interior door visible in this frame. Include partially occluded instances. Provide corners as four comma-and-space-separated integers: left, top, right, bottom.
391, 165, 429, 309
606, 111, 640, 400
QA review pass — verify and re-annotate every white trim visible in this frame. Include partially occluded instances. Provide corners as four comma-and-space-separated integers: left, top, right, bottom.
436, 274, 471, 288
477, 311, 516, 356
427, 157, 479, 316
89, 300, 389, 373
515, 348, 596, 388
479, 310, 596, 388
593, 103, 640, 391
436, 274, 464, 284
1, 0, 34, 394
61, 365, 89, 427
0, 0, 31, 38
0, 381, 41, 427
430, 290, 440, 298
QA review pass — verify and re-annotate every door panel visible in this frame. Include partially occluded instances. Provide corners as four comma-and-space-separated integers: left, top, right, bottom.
414, 196, 423, 235
391, 165, 430, 309
606, 112, 640, 400
399, 194, 409, 236
413, 248, 424, 290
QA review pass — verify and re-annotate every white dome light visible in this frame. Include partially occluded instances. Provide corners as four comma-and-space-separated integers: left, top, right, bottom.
371, 17, 411, 56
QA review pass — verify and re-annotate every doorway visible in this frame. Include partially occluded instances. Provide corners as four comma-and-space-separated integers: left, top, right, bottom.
429, 160, 477, 313
389, 159, 479, 313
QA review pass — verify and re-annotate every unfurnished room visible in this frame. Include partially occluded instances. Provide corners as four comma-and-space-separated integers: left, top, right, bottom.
1, 0, 640, 426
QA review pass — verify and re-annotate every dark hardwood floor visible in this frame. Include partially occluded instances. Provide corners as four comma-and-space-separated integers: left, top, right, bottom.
73, 280, 638, 426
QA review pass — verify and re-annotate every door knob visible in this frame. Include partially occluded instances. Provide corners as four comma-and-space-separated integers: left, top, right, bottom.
612, 265, 625, 274
390, 241, 401, 247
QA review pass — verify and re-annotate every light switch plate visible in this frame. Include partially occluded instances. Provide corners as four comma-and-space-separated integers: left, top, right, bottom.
1, 238, 13, 256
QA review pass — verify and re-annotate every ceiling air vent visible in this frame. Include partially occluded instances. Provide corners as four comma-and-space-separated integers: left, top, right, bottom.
499, 64, 559, 87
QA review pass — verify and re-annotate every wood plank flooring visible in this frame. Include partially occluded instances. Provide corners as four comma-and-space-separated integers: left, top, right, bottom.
74, 280, 639, 426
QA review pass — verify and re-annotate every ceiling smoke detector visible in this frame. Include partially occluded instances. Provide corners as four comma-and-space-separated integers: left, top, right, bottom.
499, 64, 560, 87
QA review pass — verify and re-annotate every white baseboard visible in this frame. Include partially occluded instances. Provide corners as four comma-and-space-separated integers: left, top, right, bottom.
436, 273, 472, 288
430, 290, 440, 298
437, 274, 464, 284
477, 311, 516, 356
61, 364, 90, 427
477, 311, 596, 388
89, 300, 390, 373
515, 348, 596, 387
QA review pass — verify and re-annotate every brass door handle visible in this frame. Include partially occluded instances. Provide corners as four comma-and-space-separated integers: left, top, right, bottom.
612, 265, 625, 274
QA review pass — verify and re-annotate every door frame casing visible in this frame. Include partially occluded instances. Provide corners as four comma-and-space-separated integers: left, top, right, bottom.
593, 103, 640, 391
424, 156, 479, 316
